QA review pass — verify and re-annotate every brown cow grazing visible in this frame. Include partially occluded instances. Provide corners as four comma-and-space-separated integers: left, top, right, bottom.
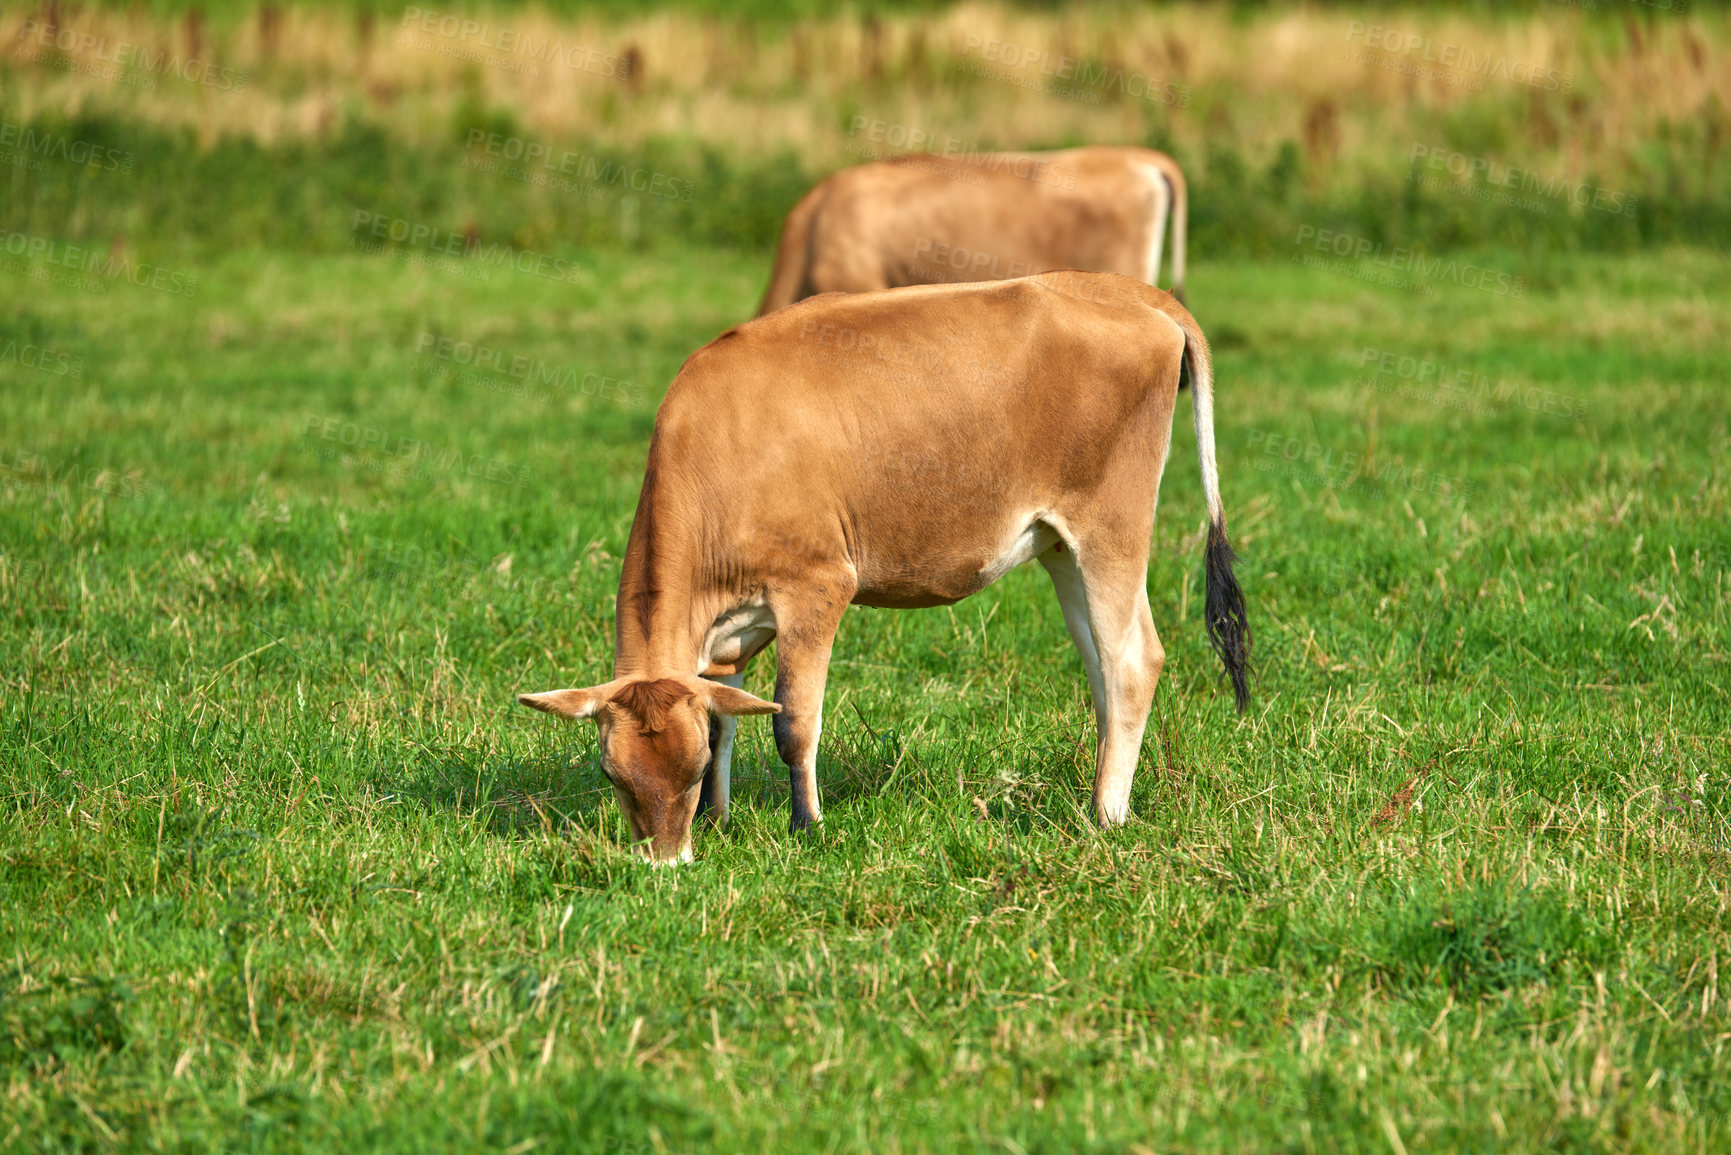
520, 271, 1249, 863
755, 146, 1187, 316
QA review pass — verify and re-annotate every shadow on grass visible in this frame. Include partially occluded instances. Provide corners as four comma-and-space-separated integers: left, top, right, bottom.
728, 719, 931, 817
372, 714, 1094, 865
371, 744, 612, 836
798, 712, 1101, 842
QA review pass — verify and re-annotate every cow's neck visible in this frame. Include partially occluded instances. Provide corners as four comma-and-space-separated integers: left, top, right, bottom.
612, 463, 720, 679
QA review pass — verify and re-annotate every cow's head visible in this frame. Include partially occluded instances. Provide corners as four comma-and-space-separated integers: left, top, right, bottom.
518, 676, 779, 863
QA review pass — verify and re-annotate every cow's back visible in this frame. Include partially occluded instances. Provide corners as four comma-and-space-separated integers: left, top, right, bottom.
658, 275, 1190, 600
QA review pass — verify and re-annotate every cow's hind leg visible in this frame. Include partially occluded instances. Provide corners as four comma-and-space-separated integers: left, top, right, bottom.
697, 670, 747, 829
1048, 541, 1164, 827
1039, 545, 1106, 721
1093, 585, 1164, 826
768, 572, 855, 833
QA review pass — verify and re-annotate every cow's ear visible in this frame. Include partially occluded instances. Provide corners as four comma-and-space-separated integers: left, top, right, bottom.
705, 684, 781, 717
518, 683, 617, 719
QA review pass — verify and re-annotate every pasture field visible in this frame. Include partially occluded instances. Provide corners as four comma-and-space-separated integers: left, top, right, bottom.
1, 238, 1728, 1152
3, 3, 1727, 258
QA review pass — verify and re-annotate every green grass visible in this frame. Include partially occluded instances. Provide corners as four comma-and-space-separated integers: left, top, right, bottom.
0, 106, 1701, 265
1, 241, 1728, 1152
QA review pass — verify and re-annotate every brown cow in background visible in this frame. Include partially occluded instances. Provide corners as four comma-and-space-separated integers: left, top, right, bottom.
756, 146, 1188, 316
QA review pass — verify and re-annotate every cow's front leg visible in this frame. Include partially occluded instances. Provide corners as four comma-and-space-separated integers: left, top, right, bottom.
768, 575, 854, 833
697, 671, 746, 830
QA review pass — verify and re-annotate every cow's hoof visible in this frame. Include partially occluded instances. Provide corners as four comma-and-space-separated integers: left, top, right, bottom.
1093, 803, 1131, 829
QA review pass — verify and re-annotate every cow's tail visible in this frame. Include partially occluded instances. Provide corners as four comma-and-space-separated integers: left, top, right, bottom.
1163, 301, 1249, 711
1153, 153, 1187, 307
754, 184, 826, 318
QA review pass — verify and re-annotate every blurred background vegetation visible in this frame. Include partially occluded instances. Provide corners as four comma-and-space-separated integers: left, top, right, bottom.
2, 1, 1726, 264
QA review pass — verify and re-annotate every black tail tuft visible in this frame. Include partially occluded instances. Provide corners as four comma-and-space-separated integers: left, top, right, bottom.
1204, 520, 1251, 712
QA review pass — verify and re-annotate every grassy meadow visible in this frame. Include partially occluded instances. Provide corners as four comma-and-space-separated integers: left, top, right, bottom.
3, 239, 1728, 1151
3, 1, 1731, 1152
2, 3, 1729, 256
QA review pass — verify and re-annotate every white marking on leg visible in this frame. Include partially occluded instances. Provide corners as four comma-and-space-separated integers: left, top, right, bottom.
1091, 591, 1160, 826
707, 671, 744, 820
799, 710, 823, 825
1039, 543, 1106, 722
